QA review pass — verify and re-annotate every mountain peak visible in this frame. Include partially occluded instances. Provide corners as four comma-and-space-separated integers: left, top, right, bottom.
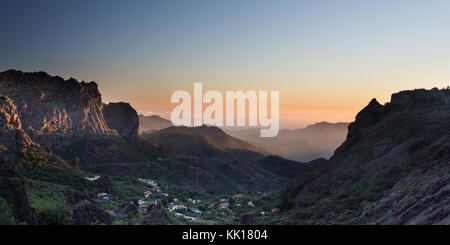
103, 102, 139, 138
354, 98, 386, 128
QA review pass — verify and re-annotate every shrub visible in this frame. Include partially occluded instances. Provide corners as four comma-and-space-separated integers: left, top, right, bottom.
32, 199, 72, 225
0, 197, 16, 225
17, 146, 49, 168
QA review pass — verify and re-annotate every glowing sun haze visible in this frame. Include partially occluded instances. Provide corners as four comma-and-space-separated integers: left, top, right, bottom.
2, 0, 450, 129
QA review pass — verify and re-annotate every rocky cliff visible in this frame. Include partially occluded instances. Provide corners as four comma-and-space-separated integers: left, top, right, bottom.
103, 102, 139, 138
281, 88, 450, 225
0, 70, 143, 147
0, 70, 113, 147
0, 94, 32, 149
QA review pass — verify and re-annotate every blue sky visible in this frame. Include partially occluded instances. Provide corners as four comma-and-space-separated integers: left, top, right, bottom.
2, 0, 450, 127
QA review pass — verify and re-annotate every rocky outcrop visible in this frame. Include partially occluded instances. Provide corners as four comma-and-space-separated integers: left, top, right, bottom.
71, 199, 112, 225
0, 95, 32, 148
353, 98, 386, 128
282, 88, 450, 225
336, 98, 387, 153
0, 70, 113, 148
103, 102, 139, 138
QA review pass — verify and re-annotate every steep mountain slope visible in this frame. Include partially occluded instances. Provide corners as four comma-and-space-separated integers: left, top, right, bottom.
141, 125, 268, 157
138, 115, 172, 134
279, 88, 450, 224
226, 122, 349, 161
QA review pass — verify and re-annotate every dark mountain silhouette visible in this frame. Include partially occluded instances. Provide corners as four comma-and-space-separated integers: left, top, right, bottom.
103, 102, 139, 139
280, 88, 450, 225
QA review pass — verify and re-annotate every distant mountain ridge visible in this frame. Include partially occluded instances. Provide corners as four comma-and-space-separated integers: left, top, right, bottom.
138, 114, 172, 134
226, 121, 349, 161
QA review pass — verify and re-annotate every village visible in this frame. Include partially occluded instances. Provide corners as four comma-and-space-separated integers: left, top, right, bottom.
86, 175, 281, 225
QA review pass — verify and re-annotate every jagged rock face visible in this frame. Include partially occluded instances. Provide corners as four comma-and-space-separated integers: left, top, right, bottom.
353, 98, 386, 128
103, 102, 139, 138
0, 70, 112, 147
282, 88, 450, 225
0, 153, 37, 225
0, 95, 32, 148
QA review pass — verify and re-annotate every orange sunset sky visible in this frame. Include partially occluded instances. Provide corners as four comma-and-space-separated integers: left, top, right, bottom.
2, 1, 450, 128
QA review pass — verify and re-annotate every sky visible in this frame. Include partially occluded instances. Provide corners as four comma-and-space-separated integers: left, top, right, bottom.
1, 0, 450, 128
